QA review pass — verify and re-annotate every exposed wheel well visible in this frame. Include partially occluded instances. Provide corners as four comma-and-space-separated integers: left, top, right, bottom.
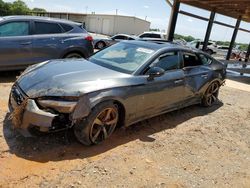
63, 51, 85, 58
113, 100, 126, 127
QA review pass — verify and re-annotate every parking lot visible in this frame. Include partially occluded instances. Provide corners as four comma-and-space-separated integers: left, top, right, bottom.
0, 71, 249, 187
0, 0, 250, 186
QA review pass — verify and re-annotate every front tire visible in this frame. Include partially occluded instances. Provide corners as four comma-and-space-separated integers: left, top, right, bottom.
201, 82, 220, 107
74, 101, 119, 146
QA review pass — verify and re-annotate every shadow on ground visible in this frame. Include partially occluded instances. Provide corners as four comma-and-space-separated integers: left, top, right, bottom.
3, 102, 223, 163
0, 71, 21, 84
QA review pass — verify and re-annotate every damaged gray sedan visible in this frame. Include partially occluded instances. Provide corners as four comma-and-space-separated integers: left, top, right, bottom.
9, 41, 226, 145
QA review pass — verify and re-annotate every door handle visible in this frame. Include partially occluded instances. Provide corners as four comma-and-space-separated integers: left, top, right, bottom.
20, 42, 32, 45
174, 79, 184, 84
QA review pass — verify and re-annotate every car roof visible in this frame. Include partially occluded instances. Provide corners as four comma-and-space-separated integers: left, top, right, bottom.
190, 40, 216, 44
1, 15, 81, 25
142, 31, 167, 35
122, 40, 201, 53
114, 34, 136, 38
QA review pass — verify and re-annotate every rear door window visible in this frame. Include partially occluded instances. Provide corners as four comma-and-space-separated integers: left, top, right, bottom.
34, 22, 63, 35
183, 52, 203, 67
0, 21, 29, 37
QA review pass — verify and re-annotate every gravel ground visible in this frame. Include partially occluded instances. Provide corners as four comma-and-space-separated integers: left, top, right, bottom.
0, 72, 249, 188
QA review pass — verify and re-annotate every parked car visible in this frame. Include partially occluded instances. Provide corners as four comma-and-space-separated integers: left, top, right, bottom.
93, 34, 137, 49
0, 16, 94, 71
138, 31, 167, 39
173, 38, 187, 46
187, 40, 218, 55
216, 46, 241, 59
9, 40, 226, 145
138, 31, 186, 45
239, 51, 248, 61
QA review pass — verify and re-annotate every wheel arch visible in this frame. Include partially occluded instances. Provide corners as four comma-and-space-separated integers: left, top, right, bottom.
201, 78, 223, 96
61, 47, 88, 59
92, 98, 126, 127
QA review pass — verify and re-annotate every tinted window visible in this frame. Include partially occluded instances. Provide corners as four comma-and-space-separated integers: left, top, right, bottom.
140, 33, 161, 38
60, 23, 73, 32
199, 54, 212, 65
219, 47, 229, 50
152, 52, 180, 71
183, 53, 202, 67
34, 22, 62, 34
0, 22, 29, 37
113, 35, 127, 40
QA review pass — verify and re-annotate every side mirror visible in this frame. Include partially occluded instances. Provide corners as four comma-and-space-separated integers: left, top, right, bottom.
147, 67, 165, 81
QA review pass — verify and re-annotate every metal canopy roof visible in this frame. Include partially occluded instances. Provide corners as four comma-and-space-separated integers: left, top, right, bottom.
179, 0, 250, 22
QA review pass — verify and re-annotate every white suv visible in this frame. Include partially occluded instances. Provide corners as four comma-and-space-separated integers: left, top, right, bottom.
188, 40, 218, 55
138, 31, 167, 39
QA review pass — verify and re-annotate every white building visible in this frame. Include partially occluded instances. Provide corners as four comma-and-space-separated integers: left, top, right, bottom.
34, 12, 151, 36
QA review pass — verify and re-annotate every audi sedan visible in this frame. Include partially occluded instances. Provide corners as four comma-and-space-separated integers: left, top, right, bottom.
9, 41, 226, 145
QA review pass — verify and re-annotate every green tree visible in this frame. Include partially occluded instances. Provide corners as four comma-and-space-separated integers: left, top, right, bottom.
10, 0, 30, 15
174, 34, 196, 42
32, 8, 46, 12
149, 28, 160, 32
0, 0, 11, 16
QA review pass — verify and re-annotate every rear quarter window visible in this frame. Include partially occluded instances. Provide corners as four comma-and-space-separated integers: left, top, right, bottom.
60, 23, 73, 32
78, 24, 87, 33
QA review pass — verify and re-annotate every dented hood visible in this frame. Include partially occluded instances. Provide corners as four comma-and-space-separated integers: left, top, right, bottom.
17, 59, 131, 98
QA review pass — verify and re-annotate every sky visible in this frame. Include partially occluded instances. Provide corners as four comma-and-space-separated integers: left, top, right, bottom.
3, 0, 250, 43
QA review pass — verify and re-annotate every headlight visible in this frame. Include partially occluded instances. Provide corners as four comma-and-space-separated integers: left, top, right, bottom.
37, 99, 77, 113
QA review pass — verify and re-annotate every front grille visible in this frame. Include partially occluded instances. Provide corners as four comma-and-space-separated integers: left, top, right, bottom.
11, 85, 27, 106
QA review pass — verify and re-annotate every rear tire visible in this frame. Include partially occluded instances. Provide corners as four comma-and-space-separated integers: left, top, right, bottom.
74, 101, 119, 146
64, 53, 83, 59
96, 41, 106, 49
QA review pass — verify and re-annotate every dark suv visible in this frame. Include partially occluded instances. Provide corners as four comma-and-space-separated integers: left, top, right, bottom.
0, 16, 94, 71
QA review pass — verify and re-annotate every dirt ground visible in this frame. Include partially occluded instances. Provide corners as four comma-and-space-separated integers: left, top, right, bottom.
0, 72, 250, 188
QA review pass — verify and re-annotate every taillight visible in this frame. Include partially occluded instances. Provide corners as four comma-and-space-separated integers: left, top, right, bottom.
85, 35, 93, 41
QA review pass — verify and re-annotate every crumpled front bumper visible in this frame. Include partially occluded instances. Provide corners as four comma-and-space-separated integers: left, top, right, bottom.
9, 97, 57, 137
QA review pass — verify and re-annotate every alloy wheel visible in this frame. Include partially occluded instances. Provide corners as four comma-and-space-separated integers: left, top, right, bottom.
90, 107, 118, 144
